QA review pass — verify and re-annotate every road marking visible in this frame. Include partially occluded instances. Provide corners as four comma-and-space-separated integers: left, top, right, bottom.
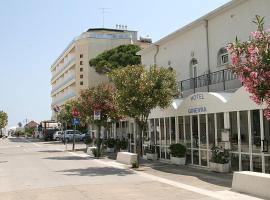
68, 151, 263, 200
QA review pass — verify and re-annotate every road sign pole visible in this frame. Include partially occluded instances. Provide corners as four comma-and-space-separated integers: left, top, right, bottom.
72, 124, 76, 151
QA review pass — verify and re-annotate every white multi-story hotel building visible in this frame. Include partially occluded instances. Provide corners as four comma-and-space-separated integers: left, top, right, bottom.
112, 0, 270, 173
50, 28, 148, 119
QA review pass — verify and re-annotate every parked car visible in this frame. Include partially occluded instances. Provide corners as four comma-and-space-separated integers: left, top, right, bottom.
62, 130, 85, 142
53, 131, 63, 141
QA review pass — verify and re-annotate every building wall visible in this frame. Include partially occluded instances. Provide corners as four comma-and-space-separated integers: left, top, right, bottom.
208, 0, 270, 72
140, 0, 270, 81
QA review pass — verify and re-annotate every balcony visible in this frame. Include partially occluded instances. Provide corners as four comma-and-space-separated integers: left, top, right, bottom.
51, 74, 75, 95
51, 57, 75, 82
178, 69, 242, 97
51, 91, 76, 106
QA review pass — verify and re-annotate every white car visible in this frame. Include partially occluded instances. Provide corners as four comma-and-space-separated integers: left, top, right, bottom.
53, 131, 63, 141
62, 130, 85, 142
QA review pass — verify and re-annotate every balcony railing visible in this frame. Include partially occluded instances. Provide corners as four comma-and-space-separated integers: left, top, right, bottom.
177, 69, 242, 97
51, 57, 75, 82
51, 91, 76, 106
51, 74, 75, 94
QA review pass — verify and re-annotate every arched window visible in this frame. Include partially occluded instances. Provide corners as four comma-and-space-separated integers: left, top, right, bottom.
190, 58, 198, 78
217, 48, 229, 66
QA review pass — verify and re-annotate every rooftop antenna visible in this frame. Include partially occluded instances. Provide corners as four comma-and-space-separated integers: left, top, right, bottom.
99, 8, 110, 28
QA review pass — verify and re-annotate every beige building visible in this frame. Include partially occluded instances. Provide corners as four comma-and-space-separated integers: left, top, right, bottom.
51, 27, 149, 119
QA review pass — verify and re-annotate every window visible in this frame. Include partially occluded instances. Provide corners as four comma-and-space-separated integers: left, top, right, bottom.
190, 58, 198, 78
80, 74, 83, 79
80, 68, 83, 72
80, 61, 83, 65
217, 48, 229, 66
80, 54, 83, 58
80, 81, 83, 85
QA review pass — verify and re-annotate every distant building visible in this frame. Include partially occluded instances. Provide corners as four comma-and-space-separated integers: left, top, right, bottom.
24, 121, 39, 129
51, 27, 151, 119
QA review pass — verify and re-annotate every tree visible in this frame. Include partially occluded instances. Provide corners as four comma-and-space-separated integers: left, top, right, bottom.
227, 15, 270, 120
57, 100, 87, 132
0, 111, 8, 136
79, 83, 121, 157
17, 122, 22, 128
89, 44, 141, 74
109, 65, 178, 164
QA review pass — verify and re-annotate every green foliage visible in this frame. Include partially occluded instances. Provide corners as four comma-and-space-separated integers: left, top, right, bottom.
106, 138, 115, 148
91, 149, 104, 158
0, 111, 8, 129
210, 146, 230, 164
120, 139, 128, 150
79, 83, 121, 126
57, 100, 87, 130
131, 160, 139, 168
89, 44, 141, 74
84, 136, 93, 145
110, 64, 178, 125
25, 127, 35, 137
17, 122, 22, 128
169, 143, 186, 158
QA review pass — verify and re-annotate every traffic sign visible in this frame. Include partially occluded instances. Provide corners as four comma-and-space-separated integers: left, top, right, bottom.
94, 110, 101, 120
72, 118, 80, 125
72, 108, 80, 117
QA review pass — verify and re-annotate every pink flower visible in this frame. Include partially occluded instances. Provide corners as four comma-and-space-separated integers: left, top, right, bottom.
251, 31, 263, 40
250, 71, 258, 79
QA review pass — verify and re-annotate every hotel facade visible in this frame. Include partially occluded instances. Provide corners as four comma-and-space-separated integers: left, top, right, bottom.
50, 28, 142, 119
111, 0, 270, 173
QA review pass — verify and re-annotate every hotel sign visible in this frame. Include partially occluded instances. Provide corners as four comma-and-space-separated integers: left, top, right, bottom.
188, 107, 207, 114
188, 93, 207, 114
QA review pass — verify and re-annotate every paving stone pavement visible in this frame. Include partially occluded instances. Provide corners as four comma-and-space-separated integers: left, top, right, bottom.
0, 138, 265, 200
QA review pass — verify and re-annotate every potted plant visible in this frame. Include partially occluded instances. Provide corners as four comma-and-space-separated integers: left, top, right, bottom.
169, 143, 186, 165
120, 138, 128, 151
145, 145, 158, 160
84, 136, 93, 148
106, 138, 115, 153
209, 146, 230, 173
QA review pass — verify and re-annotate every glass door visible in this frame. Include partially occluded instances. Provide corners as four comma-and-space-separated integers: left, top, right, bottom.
263, 113, 270, 173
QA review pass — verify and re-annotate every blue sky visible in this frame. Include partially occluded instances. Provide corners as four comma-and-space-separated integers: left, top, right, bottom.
0, 0, 230, 127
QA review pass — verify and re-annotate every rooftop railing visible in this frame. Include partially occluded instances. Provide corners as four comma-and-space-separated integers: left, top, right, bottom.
177, 69, 242, 97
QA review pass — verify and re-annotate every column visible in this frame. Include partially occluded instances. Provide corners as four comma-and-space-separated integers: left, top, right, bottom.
237, 111, 242, 171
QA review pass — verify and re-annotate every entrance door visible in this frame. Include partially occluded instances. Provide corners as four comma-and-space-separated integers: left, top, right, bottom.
190, 114, 208, 166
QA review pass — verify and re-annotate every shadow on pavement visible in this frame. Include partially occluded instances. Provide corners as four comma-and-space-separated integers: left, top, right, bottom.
43, 156, 89, 160
57, 166, 135, 177
140, 160, 233, 188
38, 150, 63, 153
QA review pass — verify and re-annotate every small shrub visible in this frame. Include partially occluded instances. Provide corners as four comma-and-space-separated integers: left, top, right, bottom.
169, 143, 186, 158
84, 136, 93, 145
144, 145, 155, 154
107, 138, 115, 148
131, 161, 139, 168
91, 148, 103, 157
120, 139, 128, 150
210, 146, 229, 164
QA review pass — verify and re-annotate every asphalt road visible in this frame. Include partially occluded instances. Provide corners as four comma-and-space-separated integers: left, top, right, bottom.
0, 138, 263, 200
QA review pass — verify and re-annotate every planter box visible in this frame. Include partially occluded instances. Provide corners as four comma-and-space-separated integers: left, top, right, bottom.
171, 156, 186, 165
117, 152, 137, 165
86, 147, 97, 157
106, 147, 115, 153
209, 162, 230, 173
146, 153, 158, 160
